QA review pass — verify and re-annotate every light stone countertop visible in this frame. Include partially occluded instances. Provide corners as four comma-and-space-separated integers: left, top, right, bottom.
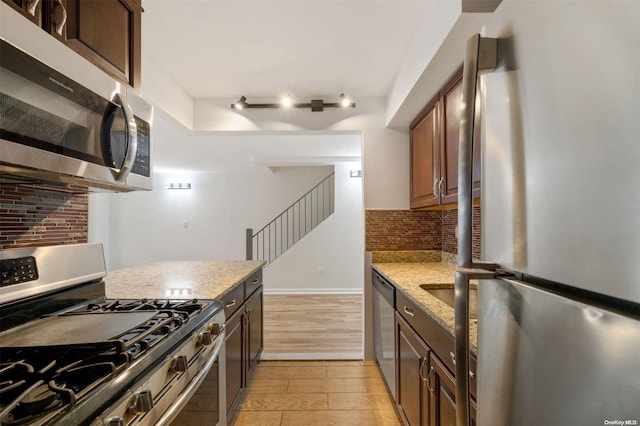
105, 260, 266, 300
371, 262, 478, 355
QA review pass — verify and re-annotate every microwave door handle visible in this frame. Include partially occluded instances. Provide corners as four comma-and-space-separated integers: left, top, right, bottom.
113, 93, 138, 182
455, 33, 498, 426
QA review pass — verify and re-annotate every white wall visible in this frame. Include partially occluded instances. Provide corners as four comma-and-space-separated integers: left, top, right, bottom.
90, 111, 364, 292
192, 97, 409, 210
264, 162, 364, 294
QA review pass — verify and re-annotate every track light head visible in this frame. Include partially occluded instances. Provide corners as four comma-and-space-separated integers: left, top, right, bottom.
232, 96, 247, 110
339, 93, 351, 107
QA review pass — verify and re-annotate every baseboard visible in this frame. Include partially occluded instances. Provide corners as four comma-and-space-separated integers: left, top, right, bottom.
261, 352, 363, 361
263, 288, 363, 295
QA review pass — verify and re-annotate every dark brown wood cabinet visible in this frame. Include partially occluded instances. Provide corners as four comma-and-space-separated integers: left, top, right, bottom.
221, 270, 264, 417
410, 71, 481, 208
245, 285, 263, 374
396, 313, 431, 426
410, 105, 440, 209
382, 267, 477, 425
63, 0, 142, 88
2, 0, 42, 25
224, 306, 244, 415
428, 353, 477, 426
2, 0, 142, 89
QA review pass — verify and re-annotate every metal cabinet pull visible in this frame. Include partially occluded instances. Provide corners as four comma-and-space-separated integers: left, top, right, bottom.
419, 357, 427, 382
451, 351, 475, 378
403, 306, 415, 317
53, 0, 67, 36
26, 0, 40, 16
439, 177, 445, 196
225, 299, 236, 308
433, 179, 439, 197
251, 279, 259, 285
426, 366, 435, 394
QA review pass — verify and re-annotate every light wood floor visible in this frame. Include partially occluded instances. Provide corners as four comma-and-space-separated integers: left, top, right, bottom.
263, 294, 363, 359
229, 361, 402, 426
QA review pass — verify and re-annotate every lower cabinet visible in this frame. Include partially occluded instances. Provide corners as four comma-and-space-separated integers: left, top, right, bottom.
245, 286, 263, 373
428, 353, 477, 426
396, 313, 430, 426
222, 270, 264, 417
395, 288, 476, 426
225, 306, 244, 415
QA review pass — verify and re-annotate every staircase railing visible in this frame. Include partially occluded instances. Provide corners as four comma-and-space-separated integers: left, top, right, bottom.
246, 172, 335, 265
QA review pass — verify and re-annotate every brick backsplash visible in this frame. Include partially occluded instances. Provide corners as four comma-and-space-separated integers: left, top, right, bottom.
365, 207, 481, 259
365, 209, 442, 251
442, 206, 481, 260
0, 185, 88, 250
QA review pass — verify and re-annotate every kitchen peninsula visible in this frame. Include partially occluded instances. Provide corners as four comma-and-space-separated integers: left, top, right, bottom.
105, 260, 265, 300
105, 259, 265, 423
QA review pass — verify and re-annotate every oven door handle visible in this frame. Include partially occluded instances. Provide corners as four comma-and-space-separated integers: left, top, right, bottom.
155, 331, 225, 426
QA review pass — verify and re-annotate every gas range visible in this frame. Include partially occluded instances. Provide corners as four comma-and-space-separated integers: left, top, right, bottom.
0, 244, 225, 426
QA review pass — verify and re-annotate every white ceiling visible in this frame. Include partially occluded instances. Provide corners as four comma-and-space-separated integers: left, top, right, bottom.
142, 0, 440, 102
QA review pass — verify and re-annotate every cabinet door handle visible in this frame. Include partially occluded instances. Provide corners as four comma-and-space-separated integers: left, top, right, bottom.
53, 0, 67, 36
438, 177, 445, 196
403, 306, 415, 317
251, 279, 259, 285
426, 366, 435, 394
26, 0, 40, 16
451, 351, 475, 379
225, 299, 236, 308
433, 179, 439, 197
419, 357, 428, 383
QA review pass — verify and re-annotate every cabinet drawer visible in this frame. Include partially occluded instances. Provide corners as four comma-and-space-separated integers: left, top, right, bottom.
221, 284, 245, 319
244, 270, 263, 297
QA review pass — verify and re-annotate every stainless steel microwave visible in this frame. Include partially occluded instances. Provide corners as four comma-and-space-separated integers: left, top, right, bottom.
0, 34, 152, 192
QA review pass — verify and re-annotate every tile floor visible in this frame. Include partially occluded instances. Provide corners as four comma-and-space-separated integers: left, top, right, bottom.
229, 360, 402, 426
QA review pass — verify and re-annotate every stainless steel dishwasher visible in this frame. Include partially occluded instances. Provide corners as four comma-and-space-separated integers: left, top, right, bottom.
372, 270, 395, 398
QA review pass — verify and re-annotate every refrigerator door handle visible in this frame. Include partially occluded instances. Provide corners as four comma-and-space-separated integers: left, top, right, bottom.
456, 33, 498, 426
458, 33, 497, 269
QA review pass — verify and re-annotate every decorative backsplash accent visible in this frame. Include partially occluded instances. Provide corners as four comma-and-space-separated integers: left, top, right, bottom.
442, 206, 481, 260
365, 209, 441, 251
366, 207, 481, 260
0, 185, 88, 249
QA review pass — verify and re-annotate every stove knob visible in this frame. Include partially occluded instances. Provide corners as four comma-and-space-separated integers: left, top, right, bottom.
209, 323, 221, 336
129, 390, 154, 414
105, 417, 125, 426
197, 330, 213, 346
171, 355, 188, 373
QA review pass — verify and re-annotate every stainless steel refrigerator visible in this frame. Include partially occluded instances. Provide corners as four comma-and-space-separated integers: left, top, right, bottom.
454, 1, 640, 425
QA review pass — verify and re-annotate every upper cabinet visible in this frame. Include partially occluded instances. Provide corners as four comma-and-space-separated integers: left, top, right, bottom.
2, 0, 142, 89
410, 71, 481, 209
410, 103, 440, 208
3, 0, 42, 25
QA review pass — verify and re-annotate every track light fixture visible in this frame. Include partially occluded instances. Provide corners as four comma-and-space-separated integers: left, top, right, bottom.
230, 93, 355, 112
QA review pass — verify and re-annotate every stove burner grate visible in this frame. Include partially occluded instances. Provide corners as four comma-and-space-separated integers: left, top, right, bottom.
85, 298, 206, 318
0, 350, 129, 425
